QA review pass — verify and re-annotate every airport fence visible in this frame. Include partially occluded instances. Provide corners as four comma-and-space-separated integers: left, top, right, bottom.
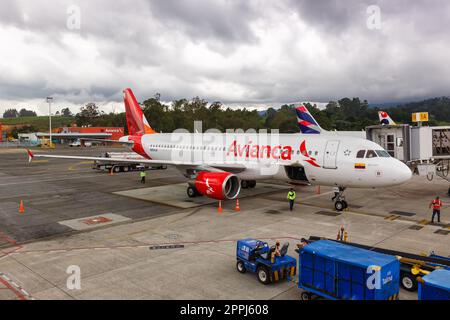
0, 141, 36, 148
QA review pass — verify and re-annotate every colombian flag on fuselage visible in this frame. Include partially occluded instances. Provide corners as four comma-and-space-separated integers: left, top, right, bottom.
354, 163, 366, 169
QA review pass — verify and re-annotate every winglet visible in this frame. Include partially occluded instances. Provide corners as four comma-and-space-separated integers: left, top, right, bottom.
295, 105, 323, 134
26, 149, 34, 163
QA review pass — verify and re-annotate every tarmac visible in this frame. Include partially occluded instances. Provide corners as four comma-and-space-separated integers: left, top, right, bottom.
0, 146, 449, 300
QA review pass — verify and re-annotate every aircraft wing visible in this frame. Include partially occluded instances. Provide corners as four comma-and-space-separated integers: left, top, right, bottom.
27, 149, 198, 166
26, 149, 269, 170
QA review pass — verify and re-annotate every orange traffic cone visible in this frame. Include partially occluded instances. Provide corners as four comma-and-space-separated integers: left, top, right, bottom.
218, 201, 223, 214
109, 168, 114, 176
316, 185, 321, 194
234, 199, 240, 212
19, 200, 25, 214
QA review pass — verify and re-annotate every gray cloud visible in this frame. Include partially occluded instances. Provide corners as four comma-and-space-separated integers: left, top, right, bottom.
0, 0, 449, 115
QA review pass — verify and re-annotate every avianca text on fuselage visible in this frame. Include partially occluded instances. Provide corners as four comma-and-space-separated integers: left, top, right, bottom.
227, 140, 292, 160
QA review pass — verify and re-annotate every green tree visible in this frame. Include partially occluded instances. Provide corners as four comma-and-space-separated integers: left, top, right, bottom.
61, 107, 73, 117
3, 108, 19, 118
18, 108, 37, 117
76, 103, 103, 126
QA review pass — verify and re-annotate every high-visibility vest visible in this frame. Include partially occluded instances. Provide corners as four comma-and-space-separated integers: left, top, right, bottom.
140, 171, 146, 177
287, 191, 296, 200
432, 199, 442, 209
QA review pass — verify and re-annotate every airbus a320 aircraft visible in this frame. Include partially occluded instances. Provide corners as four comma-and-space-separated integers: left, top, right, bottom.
27, 88, 412, 211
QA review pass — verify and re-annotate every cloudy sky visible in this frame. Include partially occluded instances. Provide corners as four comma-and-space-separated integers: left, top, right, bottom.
1, 0, 449, 115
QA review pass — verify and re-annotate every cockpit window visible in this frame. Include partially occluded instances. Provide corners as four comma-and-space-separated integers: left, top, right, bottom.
366, 150, 377, 158
375, 150, 390, 157
356, 150, 366, 158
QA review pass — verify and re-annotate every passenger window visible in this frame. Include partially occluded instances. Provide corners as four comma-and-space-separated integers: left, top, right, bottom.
366, 150, 377, 158
356, 150, 366, 158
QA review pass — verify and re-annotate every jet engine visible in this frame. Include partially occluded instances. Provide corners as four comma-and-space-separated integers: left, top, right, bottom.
194, 172, 241, 200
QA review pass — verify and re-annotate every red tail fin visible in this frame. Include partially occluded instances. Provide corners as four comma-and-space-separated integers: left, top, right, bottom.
123, 88, 156, 135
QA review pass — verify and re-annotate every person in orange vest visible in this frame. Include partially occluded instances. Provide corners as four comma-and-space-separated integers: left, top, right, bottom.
429, 196, 443, 223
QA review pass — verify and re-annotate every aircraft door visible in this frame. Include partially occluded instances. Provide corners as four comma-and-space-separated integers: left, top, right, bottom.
284, 166, 309, 182
323, 140, 340, 169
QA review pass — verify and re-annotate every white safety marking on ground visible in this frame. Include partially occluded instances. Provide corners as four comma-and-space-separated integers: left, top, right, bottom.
58, 213, 131, 231
0, 272, 34, 300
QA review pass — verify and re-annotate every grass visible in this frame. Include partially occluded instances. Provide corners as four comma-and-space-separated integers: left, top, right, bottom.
0, 116, 75, 131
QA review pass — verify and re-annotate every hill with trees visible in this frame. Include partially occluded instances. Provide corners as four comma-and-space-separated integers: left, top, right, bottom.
1, 95, 449, 134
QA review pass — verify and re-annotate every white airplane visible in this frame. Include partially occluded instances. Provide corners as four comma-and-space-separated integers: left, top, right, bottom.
27, 88, 412, 211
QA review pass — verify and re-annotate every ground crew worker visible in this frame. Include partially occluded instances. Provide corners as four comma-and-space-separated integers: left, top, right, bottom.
140, 170, 146, 184
287, 188, 296, 211
275, 241, 281, 257
337, 226, 345, 241
429, 196, 443, 223
295, 238, 309, 254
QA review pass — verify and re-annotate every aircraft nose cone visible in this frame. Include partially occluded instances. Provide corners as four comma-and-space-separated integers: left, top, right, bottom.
395, 162, 412, 184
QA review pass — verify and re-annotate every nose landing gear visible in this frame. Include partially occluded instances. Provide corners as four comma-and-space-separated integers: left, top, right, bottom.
333, 187, 348, 211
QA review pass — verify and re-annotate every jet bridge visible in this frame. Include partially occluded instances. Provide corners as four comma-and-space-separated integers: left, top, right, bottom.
366, 123, 450, 183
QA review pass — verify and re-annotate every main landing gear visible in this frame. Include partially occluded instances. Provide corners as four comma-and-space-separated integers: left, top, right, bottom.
333, 187, 348, 211
187, 185, 202, 198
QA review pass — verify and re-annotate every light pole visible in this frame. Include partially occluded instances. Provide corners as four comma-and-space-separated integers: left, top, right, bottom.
46, 97, 53, 147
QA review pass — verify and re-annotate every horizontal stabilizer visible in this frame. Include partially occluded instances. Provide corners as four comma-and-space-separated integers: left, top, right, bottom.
79, 138, 134, 145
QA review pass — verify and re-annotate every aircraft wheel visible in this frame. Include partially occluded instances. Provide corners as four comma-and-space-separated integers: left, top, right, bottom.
113, 166, 121, 173
123, 166, 129, 172
241, 180, 249, 189
342, 200, 348, 209
236, 261, 246, 273
335, 201, 345, 211
257, 266, 271, 285
248, 180, 256, 188
187, 186, 197, 198
300, 291, 312, 301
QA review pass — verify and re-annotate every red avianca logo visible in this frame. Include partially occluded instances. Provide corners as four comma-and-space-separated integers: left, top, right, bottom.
300, 140, 321, 167
227, 140, 292, 160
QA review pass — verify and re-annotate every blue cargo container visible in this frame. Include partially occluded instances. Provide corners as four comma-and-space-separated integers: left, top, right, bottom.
418, 269, 450, 300
299, 240, 400, 300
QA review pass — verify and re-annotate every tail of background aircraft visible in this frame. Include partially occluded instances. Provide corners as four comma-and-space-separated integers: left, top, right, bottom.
296, 105, 323, 134
123, 88, 156, 135
378, 111, 396, 125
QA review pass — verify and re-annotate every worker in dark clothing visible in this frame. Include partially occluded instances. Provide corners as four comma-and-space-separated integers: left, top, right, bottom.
337, 226, 345, 241
429, 196, 443, 223
295, 238, 309, 254
287, 188, 296, 211
140, 170, 146, 184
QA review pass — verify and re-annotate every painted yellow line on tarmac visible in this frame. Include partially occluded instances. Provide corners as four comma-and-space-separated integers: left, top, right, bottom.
68, 161, 94, 171
31, 160, 49, 163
